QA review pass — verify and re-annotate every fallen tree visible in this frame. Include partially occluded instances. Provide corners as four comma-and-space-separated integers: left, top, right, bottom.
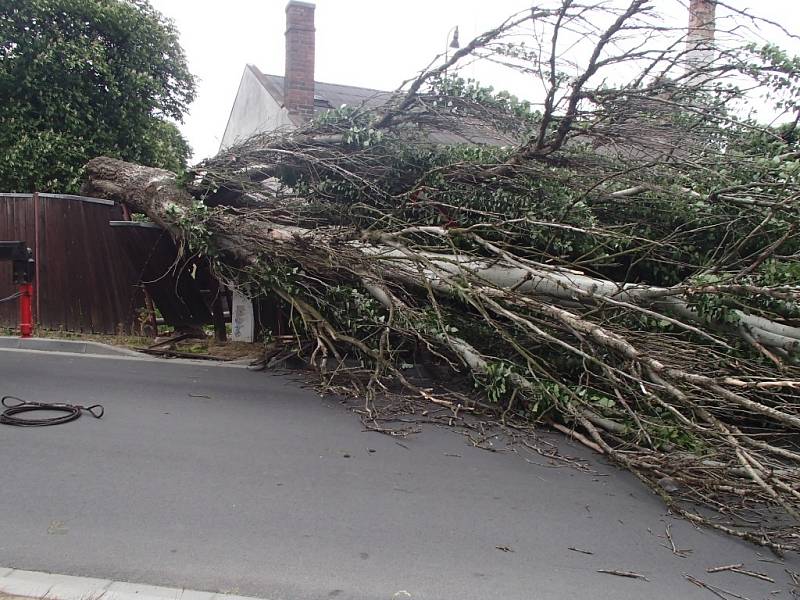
84, 1, 800, 550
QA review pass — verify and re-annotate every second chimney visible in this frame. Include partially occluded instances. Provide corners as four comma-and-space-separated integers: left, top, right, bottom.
284, 0, 316, 124
686, 0, 716, 71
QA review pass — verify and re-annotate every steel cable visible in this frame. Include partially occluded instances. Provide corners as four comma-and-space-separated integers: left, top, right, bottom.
0, 292, 21, 304
1, 396, 104, 426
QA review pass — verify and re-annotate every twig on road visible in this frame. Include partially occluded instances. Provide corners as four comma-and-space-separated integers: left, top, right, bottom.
706, 564, 774, 583
597, 569, 649, 581
663, 523, 692, 557
685, 574, 753, 600
707, 564, 745, 573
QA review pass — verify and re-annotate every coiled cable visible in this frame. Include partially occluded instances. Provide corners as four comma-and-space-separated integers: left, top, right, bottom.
1, 396, 104, 426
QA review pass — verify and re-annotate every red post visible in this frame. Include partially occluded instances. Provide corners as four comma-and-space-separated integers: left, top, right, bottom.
19, 283, 33, 338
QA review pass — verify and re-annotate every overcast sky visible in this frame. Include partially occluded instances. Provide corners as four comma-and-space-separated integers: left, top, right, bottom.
147, 0, 800, 163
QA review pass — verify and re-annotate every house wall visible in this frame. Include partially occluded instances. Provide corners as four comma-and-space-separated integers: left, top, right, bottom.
220, 68, 294, 150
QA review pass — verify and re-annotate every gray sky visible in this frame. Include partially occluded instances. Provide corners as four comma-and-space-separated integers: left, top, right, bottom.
148, 0, 800, 163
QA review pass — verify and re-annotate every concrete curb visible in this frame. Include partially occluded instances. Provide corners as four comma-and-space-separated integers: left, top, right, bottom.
0, 568, 268, 600
0, 337, 140, 357
0, 347, 251, 368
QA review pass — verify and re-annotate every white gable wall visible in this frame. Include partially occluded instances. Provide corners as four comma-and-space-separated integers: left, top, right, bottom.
220, 68, 295, 151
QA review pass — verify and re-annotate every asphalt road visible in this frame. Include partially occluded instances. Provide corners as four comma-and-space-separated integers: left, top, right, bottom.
0, 348, 797, 600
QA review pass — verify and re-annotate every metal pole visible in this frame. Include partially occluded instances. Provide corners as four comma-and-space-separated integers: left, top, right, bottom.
33, 191, 41, 326
444, 26, 459, 80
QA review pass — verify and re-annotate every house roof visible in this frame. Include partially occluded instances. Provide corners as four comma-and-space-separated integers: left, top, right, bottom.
247, 65, 392, 115
247, 64, 522, 146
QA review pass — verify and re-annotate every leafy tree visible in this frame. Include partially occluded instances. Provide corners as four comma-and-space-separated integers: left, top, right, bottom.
0, 0, 195, 192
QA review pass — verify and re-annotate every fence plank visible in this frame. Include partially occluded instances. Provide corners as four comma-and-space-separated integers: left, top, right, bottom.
0, 196, 29, 327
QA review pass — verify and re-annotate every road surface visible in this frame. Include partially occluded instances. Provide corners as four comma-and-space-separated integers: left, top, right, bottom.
0, 348, 797, 599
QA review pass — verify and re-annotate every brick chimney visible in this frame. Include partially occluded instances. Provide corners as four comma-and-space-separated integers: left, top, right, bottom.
284, 0, 316, 124
686, 0, 716, 71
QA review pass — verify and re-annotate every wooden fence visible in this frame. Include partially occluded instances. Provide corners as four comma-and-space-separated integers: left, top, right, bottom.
0, 193, 145, 333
